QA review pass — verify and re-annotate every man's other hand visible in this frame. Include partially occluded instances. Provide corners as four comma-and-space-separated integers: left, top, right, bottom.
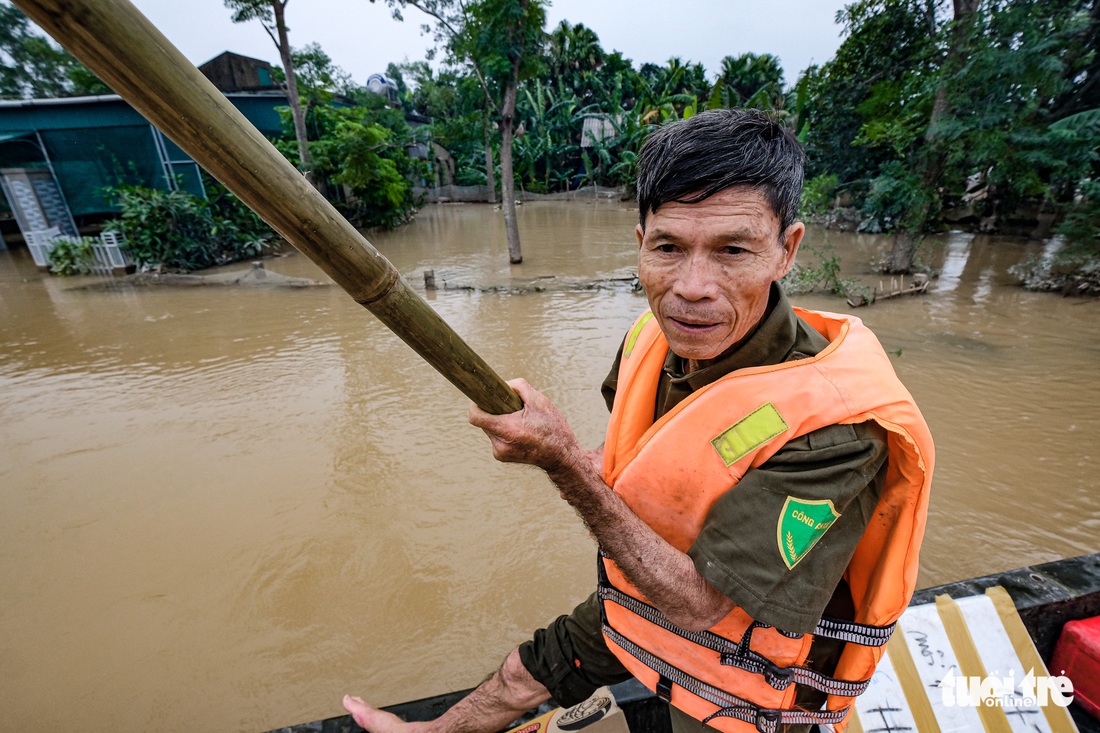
343, 696, 427, 733
343, 649, 551, 733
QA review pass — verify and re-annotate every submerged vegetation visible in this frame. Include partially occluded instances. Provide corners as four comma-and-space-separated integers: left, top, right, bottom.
46, 235, 96, 276
781, 245, 876, 305
378, 0, 1098, 289
3, 0, 1098, 288
103, 180, 273, 272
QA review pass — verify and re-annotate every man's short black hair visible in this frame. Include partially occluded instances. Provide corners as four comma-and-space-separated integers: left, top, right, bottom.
636, 108, 805, 233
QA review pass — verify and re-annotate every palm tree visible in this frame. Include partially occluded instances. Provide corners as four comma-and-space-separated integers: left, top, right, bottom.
545, 21, 605, 104
710, 53, 786, 111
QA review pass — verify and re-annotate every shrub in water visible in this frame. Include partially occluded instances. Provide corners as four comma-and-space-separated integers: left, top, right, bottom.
47, 236, 96, 276
103, 182, 273, 271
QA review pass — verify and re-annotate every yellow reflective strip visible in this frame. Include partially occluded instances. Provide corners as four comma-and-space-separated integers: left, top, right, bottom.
710, 402, 789, 467
935, 594, 1013, 733
623, 311, 654, 359
986, 587, 1078, 733
885, 628, 943, 733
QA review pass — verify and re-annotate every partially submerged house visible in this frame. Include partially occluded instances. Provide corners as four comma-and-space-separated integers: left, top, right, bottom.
0, 52, 287, 250
1, 53, 439, 262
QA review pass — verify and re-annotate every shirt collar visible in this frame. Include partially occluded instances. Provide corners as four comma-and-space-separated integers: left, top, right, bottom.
662, 283, 799, 390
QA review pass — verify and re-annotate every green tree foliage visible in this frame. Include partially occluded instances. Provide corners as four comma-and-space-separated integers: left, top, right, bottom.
793, 0, 1099, 278
636, 57, 709, 122
934, 0, 1097, 227
800, 172, 841, 216
1, 1, 109, 99
795, 0, 939, 197
381, 13, 803, 205
707, 53, 786, 112
386, 19, 756, 199
292, 42, 359, 100
512, 78, 580, 192
289, 96, 429, 229
374, 0, 547, 263
545, 20, 606, 105
104, 180, 273, 271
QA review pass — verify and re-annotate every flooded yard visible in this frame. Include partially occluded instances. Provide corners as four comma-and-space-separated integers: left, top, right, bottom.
1, 200, 1097, 731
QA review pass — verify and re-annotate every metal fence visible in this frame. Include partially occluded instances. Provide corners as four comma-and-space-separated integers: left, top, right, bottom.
24, 227, 134, 274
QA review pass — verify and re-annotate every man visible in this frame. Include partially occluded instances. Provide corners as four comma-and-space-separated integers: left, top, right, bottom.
344, 109, 933, 733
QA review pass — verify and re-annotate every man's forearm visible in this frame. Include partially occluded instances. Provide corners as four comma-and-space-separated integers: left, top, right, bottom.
547, 451, 734, 632
466, 379, 733, 631
434, 649, 551, 733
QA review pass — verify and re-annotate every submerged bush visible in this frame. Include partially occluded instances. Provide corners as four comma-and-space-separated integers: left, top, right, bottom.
781, 245, 872, 303
1010, 181, 1100, 296
103, 181, 273, 271
47, 236, 96, 276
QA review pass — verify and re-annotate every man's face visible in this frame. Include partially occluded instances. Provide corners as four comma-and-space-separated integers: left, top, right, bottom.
636, 186, 804, 365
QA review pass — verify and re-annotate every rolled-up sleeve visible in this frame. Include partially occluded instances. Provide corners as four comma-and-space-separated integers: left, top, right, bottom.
517, 593, 632, 707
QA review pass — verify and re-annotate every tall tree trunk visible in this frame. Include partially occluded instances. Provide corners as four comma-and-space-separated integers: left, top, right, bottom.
499, 68, 522, 264
272, 1, 313, 177
884, 232, 920, 274
886, 0, 978, 273
483, 113, 497, 204
921, 0, 978, 193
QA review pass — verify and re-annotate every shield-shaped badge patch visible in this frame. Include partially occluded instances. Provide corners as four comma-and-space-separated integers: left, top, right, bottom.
777, 496, 840, 570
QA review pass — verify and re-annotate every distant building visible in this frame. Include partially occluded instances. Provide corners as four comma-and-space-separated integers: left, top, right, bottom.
0, 84, 290, 247
365, 74, 400, 106
580, 114, 620, 148
198, 52, 277, 94
0, 59, 441, 249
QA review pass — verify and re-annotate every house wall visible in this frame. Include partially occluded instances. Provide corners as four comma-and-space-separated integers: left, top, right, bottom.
0, 92, 291, 221
199, 53, 276, 94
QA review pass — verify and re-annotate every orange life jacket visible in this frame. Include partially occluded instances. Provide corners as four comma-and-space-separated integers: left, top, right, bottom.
599, 308, 934, 733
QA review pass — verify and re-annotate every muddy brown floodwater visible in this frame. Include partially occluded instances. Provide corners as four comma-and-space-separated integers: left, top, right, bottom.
1, 200, 1097, 732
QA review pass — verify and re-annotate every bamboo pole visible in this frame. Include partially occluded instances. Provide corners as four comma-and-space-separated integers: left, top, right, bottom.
13, 0, 523, 415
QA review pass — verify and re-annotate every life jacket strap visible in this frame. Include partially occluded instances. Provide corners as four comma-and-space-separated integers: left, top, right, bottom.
603, 623, 850, 733
813, 616, 895, 647
721, 620, 870, 697
598, 578, 870, 697
703, 704, 850, 733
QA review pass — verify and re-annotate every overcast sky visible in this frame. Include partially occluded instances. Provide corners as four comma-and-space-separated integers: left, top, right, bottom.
123, 0, 851, 88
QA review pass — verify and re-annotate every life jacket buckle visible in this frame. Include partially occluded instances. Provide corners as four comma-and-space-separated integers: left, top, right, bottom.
655, 675, 674, 703
763, 661, 794, 690
754, 708, 782, 733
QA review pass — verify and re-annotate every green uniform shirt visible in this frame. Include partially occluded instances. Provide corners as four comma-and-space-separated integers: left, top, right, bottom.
519, 285, 889, 722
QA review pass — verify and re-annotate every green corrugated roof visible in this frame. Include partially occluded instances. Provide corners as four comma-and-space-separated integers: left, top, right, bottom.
0, 92, 292, 216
